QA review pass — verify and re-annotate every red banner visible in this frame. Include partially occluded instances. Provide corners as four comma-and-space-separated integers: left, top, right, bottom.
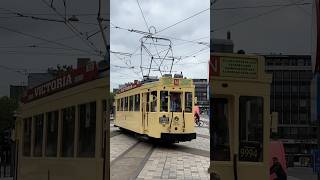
22, 63, 99, 103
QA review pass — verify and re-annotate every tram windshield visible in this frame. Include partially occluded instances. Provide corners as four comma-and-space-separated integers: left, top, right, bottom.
170, 92, 182, 112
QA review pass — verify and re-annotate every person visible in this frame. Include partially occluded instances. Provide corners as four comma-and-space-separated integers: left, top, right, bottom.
194, 105, 200, 124
270, 157, 287, 180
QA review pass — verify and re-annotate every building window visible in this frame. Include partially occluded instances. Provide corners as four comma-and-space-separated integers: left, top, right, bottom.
23, 118, 32, 157
78, 102, 96, 157
61, 106, 75, 157
33, 114, 44, 157
46, 111, 59, 157
160, 91, 168, 112
239, 96, 263, 162
134, 94, 140, 111
185, 92, 193, 113
150, 91, 157, 112
129, 96, 134, 111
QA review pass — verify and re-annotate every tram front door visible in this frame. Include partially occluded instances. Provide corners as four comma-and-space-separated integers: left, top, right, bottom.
208, 53, 272, 180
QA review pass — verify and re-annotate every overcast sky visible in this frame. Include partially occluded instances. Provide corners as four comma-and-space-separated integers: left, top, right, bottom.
0, 0, 315, 96
110, 0, 210, 91
0, 0, 107, 96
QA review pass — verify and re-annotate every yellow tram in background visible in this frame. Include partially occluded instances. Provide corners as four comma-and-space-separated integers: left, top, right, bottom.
14, 63, 108, 180
208, 53, 280, 180
114, 74, 196, 142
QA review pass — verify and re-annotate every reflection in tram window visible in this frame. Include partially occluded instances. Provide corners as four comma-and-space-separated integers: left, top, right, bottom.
185, 92, 193, 113
129, 96, 134, 111
160, 91, 168, 112
239, 96, 263, 162
151, 91, 157, 112
124, 97, 129, 111
170, 92, 182, 112
134, 94, 140, 111
23, 118, 32, 156
78, 102, 96, 157
61, 107, 75, 157
212, 98, 230, 161
46, 111, 58, 157
33, 114, 44, 157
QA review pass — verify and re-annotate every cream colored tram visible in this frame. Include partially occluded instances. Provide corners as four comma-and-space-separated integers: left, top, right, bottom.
208, 53, 277, 180
14, 65, 108, 180
114, 75, 196, 142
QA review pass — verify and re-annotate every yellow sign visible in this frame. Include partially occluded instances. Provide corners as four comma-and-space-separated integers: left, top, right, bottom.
220, 57, 257, 79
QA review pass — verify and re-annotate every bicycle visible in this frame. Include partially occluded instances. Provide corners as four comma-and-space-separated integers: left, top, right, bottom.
194, 116, 204, 127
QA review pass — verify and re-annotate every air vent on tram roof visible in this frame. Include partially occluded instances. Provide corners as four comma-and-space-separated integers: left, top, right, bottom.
174, 74, 183, 78
163, 74, 172, 78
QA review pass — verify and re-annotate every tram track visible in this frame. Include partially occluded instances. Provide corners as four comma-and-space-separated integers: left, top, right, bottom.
110, 140, 155, 180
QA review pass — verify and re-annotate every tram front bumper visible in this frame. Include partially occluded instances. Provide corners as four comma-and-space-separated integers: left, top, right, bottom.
161, 133, 196, 142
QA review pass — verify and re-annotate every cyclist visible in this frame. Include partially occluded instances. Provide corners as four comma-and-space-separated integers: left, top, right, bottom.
193, 104, 200, 125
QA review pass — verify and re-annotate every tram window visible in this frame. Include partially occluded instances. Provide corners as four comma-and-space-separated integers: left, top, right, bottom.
23, 117, 32, 157
170, 92, 182, 112
78, 102, 96, 157
146, 93, 150, 112
134, 94, 140, 111
117, 99, 120, 111
124, 97, 128, 111
150, 91, 157, 112
212, 98, 230, 161
129, 96, 134, 111
61, 107, 75, 157
185, 92, 192, 113
46, 111, 59, 157
120, 98, 124, 111
33, 114, 44, 157
239, 96, 263, 162
160, 91, 168, 112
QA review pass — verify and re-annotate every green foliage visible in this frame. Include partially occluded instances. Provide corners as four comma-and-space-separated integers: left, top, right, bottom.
0, 96, 18, 132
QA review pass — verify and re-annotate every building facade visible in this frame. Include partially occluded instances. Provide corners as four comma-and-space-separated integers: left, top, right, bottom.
192, 79, 209, 113
264, 55, 317, 167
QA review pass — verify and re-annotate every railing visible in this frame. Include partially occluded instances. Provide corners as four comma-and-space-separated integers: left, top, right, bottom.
0, 143, 15, 179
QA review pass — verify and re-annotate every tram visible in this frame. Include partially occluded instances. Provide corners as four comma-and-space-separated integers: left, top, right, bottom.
14, 62, 108, 180
208, 53, 284, 180
114, 74, 196, 142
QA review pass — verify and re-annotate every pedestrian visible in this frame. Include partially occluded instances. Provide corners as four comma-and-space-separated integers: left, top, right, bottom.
270, 157, 287, 180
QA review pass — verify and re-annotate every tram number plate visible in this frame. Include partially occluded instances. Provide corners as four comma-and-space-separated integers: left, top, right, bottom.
239, 142, 260, 162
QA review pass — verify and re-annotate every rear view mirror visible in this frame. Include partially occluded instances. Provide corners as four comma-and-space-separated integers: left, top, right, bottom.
270, 112, 278, 133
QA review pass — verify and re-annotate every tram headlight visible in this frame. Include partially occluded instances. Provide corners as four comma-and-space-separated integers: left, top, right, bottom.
159, 115, 169, 124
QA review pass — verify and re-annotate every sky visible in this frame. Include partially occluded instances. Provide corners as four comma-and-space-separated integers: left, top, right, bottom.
110, 0, 210, 91
0, 0, 315, 95
0, 0, 107, 96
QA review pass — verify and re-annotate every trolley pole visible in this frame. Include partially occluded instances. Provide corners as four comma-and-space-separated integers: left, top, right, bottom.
97, 0, 110, 179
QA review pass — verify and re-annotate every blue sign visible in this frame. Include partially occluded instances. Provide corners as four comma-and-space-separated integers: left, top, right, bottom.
313, 149, 320, 173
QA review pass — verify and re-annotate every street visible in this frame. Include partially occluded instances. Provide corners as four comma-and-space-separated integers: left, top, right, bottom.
110, 117, 210, 180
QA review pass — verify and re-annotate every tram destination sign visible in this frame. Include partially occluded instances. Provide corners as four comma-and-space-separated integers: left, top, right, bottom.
210, 54, 258, 79
22, 63, 98, 103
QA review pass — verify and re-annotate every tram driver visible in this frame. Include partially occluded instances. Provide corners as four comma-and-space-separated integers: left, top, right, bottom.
170, 93, 181, 112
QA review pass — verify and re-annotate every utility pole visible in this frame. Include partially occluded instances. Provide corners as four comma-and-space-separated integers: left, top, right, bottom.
97, 0, 110, 180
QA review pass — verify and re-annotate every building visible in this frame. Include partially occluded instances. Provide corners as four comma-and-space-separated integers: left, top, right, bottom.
264, 54, 317, 167
210, 32, 234, 53
192, 79, 209, 112
9, 85, 26, 101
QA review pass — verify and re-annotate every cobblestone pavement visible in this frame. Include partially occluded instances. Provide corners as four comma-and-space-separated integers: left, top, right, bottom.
110, 117, 210, 180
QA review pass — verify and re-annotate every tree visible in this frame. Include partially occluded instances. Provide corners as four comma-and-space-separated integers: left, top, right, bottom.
0, 96, 18, 132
